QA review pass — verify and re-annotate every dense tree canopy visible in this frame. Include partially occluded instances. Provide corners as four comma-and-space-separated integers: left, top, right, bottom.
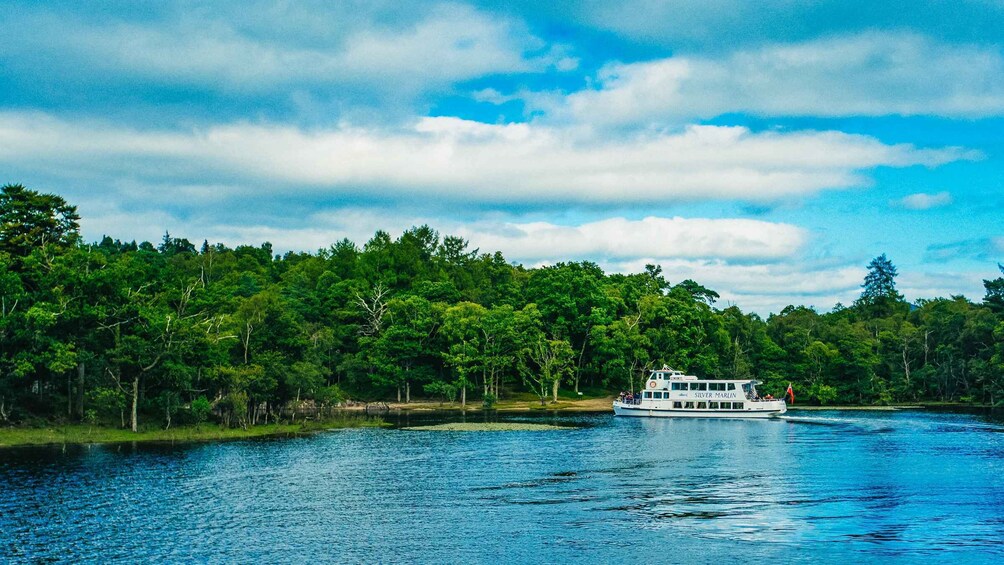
1, 186, 1002, 429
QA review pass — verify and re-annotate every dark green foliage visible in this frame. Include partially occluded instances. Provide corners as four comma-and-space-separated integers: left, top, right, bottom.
1, 186, 1003, 429
856, 253, 907, 318
983, 264, 1004, 314
0, 183, 80, 259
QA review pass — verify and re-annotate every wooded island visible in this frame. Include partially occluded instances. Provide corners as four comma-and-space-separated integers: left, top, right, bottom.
2, 184, 1002, 434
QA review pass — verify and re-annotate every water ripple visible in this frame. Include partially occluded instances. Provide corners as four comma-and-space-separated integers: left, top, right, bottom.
2, 410, 1004, 562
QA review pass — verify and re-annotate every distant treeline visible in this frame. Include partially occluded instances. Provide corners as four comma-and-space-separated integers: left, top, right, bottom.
1, 184, 1003, 430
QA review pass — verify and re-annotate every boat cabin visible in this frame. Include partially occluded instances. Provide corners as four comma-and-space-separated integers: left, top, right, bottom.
624, 367, 769, 404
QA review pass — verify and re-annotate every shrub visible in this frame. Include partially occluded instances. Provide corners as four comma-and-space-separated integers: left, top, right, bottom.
190, 396, 212, 426
482, 392, 497, 409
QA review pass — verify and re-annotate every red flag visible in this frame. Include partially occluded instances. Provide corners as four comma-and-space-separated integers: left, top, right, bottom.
786, 383, 794, 404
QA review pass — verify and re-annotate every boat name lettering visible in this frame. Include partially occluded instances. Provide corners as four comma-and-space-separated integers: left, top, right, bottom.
692, 392, 733, 399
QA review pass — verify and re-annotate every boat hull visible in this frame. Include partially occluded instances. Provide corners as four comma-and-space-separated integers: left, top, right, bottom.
613, 402, 786, 419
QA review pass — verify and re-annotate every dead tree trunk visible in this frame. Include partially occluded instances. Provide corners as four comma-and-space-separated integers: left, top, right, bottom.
76, 362, 85, 418
131, 375, 139, 432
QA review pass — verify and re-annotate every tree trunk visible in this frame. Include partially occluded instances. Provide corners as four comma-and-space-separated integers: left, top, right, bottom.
67, 372, 72, 416
76, 362, 85, 418
461, 385, 466, 408
552, 378, 560, 403
130, 375, 139, 432
574, 338, 588, 394
406, 381, 410, 403
397, 386, 401, 403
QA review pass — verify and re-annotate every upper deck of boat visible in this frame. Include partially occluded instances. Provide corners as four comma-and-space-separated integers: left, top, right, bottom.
647, 369, 755, 384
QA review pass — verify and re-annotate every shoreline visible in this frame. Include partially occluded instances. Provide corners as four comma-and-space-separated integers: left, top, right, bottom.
0, 417, 386, 449
374, 398, 989, 413
3, 401, 993, 448
379, 396, 618, 413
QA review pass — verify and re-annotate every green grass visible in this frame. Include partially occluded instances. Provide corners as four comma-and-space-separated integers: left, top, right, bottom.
0, 416, 387, 448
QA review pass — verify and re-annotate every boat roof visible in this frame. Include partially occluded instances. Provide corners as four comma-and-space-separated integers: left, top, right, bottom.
649, 367, 760, 383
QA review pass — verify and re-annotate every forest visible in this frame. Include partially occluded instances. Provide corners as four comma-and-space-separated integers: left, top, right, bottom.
2, 184, 1003, 431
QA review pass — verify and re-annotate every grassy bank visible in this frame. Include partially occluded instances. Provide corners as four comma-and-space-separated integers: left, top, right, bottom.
0, 416, 386, 448
383, 394, 617, 413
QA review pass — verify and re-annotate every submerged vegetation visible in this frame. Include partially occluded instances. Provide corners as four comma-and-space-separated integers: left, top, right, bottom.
402, 422, 570, 431
0, 415, 385, 447
2, 183, 1004, 436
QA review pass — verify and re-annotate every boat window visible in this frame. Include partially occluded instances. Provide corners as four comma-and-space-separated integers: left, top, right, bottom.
694, 383, 707, 391
656, 392, 664, 399
684, 402, 695, 409
720, 402, 731, 409
727, 383, 736, 390
697, 402, 707, 409
671, 383, 683, 391
709, 402, 719, 409
673, 402, 682, 408
733, 402, 744, 410
643, 391, 652, 399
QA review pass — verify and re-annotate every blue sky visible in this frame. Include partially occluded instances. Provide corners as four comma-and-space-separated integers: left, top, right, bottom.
1, 0, 1002, 314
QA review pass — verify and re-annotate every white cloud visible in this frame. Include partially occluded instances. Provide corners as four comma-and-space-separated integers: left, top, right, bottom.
0, 112, 976, 206
898, 271, 988, 304
113, 209, 803, 263
609, 258, 866, 314
893, 191, 953, 210
543, 32, 1004, 125
452, 217, 806, 261
5, 3, 551, 94
472, 88, 524, 105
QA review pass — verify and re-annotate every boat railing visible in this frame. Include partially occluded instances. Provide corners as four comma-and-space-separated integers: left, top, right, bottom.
616, 395, 643, 405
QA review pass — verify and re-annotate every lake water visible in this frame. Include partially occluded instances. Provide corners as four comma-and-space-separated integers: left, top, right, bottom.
2, 409, 1003, 563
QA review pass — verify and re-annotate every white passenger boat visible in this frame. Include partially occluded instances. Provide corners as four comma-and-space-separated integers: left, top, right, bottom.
613, 367, 787, 418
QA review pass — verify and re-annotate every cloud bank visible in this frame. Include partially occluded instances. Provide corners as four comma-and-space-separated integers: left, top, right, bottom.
0, 112, 976, 206
540, 33, 1004, 126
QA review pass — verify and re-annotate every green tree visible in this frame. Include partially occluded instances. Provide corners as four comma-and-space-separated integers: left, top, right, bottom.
519, 338, 575, 405
856, 253, 906, 318
983, 263, 1004, 314
0, 183, 80, 260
